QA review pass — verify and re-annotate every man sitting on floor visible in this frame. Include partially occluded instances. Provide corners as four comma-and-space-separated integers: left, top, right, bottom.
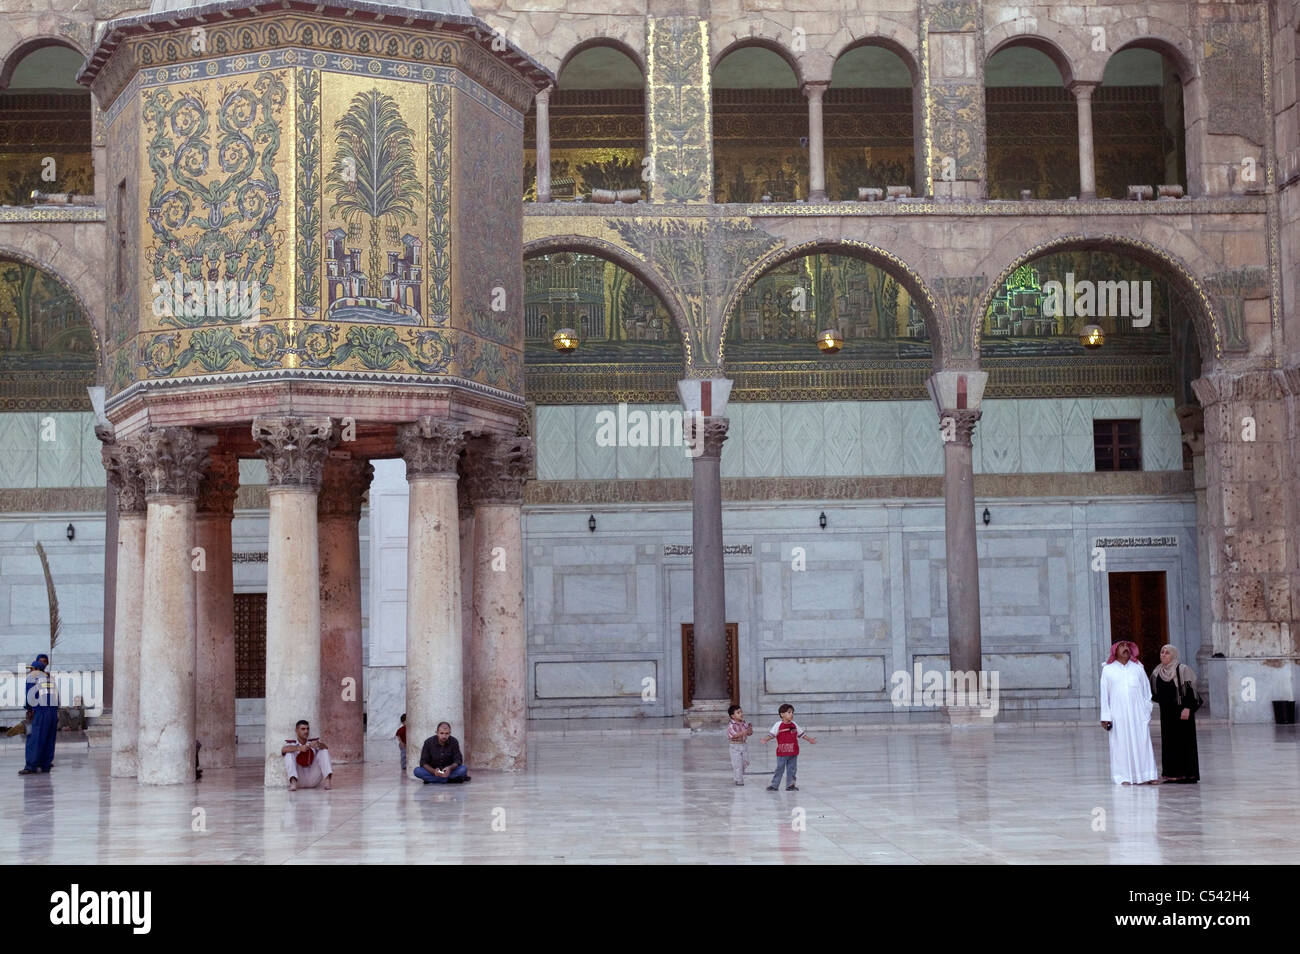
414, 721, 470, 784
282, 719, 333, 790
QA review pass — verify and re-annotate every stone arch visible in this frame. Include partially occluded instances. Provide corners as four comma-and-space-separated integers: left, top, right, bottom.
711, 37, 805, 87
523, 235, 693, 366
0, 242, 104, 382
830, 35, 921, 87
557, 37, 645, 81
718, 238, 944, 366
1105, 23, 1195, 83
985, 31, 1080, 87
0, 36, 87, 90
972, 234, 1222, 365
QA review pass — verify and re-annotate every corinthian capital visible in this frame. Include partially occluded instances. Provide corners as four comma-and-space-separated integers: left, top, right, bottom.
396, 417, 465, 478
464, 435, 535, 504
318, 457, 374, 519
101, 435, 146, 514
686, 415, 729, 460
197, 451, 240, 516
252, 416, 335, 490
136, 427, 214, 499
938, 409, 981, 448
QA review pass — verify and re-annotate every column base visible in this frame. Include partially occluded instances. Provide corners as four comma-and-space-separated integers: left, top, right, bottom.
683, 698, 731, 730
943, 705, 996, 728
808, 190, 827, 203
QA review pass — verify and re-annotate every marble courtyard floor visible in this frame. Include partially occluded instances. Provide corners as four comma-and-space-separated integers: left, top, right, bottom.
1, 724, 1296, 864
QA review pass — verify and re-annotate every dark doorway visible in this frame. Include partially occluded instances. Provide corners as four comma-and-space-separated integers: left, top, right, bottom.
234, 592, 267, 698
1107, 571, 1168, 674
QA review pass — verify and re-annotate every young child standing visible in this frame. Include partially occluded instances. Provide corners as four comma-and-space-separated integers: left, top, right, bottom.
396, 713, 408, 771
726, 704, 753, 785
761, 703, 816, 791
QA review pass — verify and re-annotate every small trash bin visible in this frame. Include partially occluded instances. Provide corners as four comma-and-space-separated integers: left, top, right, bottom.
1273, 701, 1297, 724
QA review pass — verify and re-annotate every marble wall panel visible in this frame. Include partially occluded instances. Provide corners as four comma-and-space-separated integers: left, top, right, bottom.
534, 659, 657, 699
764, 655, 887, 695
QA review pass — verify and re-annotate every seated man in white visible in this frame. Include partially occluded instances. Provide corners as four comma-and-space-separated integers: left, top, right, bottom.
282, 719, 333, 790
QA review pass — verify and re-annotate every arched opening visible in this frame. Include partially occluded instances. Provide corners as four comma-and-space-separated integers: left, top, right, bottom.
723, 248, 935, 406
523, 249, 685, 406
985, 43, 1077, 199
825, 43, 917, 199
712, 45, 806, 202
523, 43, 645, 201
0, 42, 92, 205
980, 246, 1205, 469
0, 255, 96, 410
1094, 47, 1187, 198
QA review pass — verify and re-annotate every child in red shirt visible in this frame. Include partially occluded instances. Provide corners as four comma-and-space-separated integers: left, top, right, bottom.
761, 703, 816, 791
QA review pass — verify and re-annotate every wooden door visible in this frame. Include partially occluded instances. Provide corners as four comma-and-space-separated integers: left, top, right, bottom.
681, 622, 740, 709
1107, 571, 1168, 675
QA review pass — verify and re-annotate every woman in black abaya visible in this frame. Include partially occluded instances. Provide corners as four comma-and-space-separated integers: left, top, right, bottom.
1150, 644, 1200, 783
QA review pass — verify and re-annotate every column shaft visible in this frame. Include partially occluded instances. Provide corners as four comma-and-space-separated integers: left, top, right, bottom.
406, 476, 463, 759
535, 86, 553, 203
465, 435, 533, 770
135, 427, 208, 785
254, 415, 334, 786
265, 489, 322, 784
690, 418, 729, 703
1071, 82, 1097, 200
138, 495, 198, 784
804, 82, 828, 203
318, 458, 372, 763
458, 488, 476, 759
195, 451, 238, 770
941, 413, 982, 674
110, 512, 145, 777
470, 502, 526, 769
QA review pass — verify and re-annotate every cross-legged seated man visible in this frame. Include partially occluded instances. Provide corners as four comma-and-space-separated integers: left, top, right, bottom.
414, 721, 470, 784
282, 719, 333, 790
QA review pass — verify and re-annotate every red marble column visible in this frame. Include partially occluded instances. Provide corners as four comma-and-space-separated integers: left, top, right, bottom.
195, 451, 238, 769
318, 456, 373, 763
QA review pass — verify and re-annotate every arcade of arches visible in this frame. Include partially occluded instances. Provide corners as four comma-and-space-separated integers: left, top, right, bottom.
1, 0, 1298, 791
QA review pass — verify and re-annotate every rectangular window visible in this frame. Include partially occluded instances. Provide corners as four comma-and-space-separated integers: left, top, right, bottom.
115, 179, 127, 295
234, 592, 267, 698
1094, 419, 1142, 471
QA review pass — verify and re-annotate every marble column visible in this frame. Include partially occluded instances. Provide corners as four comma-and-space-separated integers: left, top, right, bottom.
803, 81, 829, 203
396, 418, 466, 769
928, 371, 988, 725
195, 451, 238, 769
1069, 81, 1098, 200
535, 85, 553, 203
99, 431, 118, 709
465, 435, 533, 771
136, 427, 211, 785
253, 416, 335, 786
687, 417, 730, 722
458, 477, 476, 760
318, 456, 373, 764
102, 435, 146, 778
1176, 406, 1215, 693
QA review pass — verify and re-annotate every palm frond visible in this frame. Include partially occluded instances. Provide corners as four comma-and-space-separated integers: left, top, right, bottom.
34, 541, 61, 652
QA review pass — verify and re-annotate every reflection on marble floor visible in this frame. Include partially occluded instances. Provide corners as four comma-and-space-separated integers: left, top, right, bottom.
1, 725, 1296, 864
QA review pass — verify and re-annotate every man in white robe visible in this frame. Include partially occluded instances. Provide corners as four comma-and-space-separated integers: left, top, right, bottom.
1100, 640, 1159, 785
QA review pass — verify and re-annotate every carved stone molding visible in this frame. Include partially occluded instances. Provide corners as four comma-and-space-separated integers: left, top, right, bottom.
101, 435, 146, 514
938, 409, 981, 448
136, 427, 213, 500
1192, 369, 1298, 406
465, 436, 535, 505
196, 452, 240, 517
396, 417, 465, 478
251, 416, 335, 490
686, 416, 729, 460
318, 457, 375, 520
